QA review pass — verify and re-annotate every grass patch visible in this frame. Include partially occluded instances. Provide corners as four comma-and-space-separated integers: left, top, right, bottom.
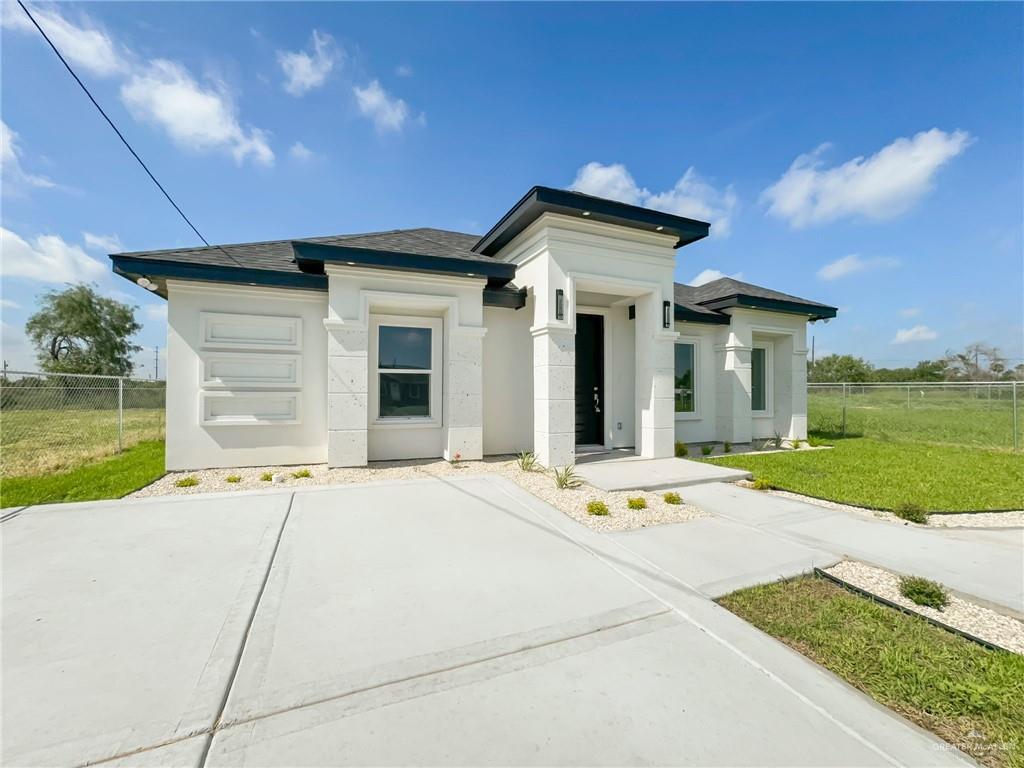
720, 576, 1024, 768
225, 475, 241, 483
586, 500, 609, 516
626, 496, 647, 510
0, 441, 165, 508
260, 472, 273, 482
174, 476, 199, 488
900, 576, 949, 610
291, 468, 312, 479
663, 491, 682, 505
708, 437, 1023, 512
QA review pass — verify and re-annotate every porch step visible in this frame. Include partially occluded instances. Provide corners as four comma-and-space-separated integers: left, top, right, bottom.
574, 457, 751, 492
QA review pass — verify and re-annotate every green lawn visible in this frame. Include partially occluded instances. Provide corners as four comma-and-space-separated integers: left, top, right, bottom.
0, 441, 165, 508
709, 438, 1023, 512
720, 576, 1024, 768
1, 408, 164, 477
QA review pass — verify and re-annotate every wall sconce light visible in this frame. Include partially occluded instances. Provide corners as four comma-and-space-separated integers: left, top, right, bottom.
663, 300, 672, 328
555, 289, 565, 321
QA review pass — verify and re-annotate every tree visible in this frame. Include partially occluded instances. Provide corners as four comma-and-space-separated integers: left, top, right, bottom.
809, 354, 874, 383
25, 284, 141, 376
941, 342, 1007, 381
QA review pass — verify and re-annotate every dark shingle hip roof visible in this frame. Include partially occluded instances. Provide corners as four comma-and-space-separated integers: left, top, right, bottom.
674, 277, 837, 322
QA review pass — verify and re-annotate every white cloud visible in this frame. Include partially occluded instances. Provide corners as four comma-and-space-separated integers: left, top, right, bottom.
900, 307, 921, 318
817, 254, 899, 281
762, 129, 972, 228
1, 120, 56, 192
892, 325, 939, 344
277, 30, 339, 96
121, 60, 273, 166
570, 162, 737, 238
2, 3, 128, 77
353, 80, 413, 132
82, 232, 123, 252
0, 227, 106, 284
688, 269, 743, 287
1, 298, 21, 310
288, 141, 314, 161
395, 64, 413, 77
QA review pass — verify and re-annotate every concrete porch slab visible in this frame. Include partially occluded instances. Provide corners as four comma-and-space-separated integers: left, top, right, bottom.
575, 455, 751, 491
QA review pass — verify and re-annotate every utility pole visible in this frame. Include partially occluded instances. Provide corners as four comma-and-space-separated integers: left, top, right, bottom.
154, 346, 159, 380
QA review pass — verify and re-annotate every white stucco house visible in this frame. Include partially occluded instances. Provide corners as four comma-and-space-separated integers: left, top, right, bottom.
111, 186, 836, 471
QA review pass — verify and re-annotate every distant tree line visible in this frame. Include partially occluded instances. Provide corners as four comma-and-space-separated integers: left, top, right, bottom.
809, 343, 1024, 383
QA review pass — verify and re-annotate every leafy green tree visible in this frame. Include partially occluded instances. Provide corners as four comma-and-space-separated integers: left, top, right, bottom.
809, 354, 874, 383
25, 284, 141, 376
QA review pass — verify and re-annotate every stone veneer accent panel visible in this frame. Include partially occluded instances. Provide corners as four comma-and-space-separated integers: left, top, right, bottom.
326, 325, 368, 467
533, 328, 576, 468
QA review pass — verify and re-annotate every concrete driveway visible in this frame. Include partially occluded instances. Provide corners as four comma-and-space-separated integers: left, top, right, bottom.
3, 476, 971, 767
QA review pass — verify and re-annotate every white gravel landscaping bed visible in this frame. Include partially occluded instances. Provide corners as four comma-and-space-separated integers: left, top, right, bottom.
738, 483, 1024, 529
824, 561, 1024, 655
128, 457, 708, 533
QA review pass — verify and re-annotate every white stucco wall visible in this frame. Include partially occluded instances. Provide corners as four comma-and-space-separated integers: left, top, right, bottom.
481, 303, 534, 455
165, 280, 328, 470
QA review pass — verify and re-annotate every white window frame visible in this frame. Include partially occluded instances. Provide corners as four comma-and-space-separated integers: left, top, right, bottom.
751, 342, 774, 417
369, 314, 442, 428
673, 337, 701, 420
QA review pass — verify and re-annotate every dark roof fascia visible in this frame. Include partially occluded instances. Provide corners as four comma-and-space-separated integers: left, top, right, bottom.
473, 186, 710, 256
112, 253, 525, 309
111, 255, 327, 298
699, 294, 838, 320
292, 241, 515, 285
674, 306, 730, 325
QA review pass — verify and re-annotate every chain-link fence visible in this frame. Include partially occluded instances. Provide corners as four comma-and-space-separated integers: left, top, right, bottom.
0, 370, 166, 477
808, 381, 1021, 450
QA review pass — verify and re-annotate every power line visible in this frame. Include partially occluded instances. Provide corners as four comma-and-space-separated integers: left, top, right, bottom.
17, 0, 241, 267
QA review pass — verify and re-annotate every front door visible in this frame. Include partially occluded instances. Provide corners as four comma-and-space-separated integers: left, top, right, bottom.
574, 313, 604, 446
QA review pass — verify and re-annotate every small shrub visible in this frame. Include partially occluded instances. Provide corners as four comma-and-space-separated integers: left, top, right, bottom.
587, 500, 610, 516
627, 496, 647, 510
225, 475, 241, 483
752, 477, 773, 491
772, 432, 784, 449
675, 441, 688, 458
516, 451, 538, 472
663, 491, 682, 505
791, 439, 803, 449
899, 576, 949, 610
175, 476, 199, 488
893, 502, 929, 524
260, 472, 273, 482
807, 435, 824, 448
450, 451, 462, 465
723, 441, 732, 453
700, 444, 713, 456
291, 468, 312, 479
553, 465, 582, 489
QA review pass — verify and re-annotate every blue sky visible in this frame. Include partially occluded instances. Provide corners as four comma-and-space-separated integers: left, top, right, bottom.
2, 1, 1021, 376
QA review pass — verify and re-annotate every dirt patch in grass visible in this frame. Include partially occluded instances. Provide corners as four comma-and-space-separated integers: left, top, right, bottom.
719, 576, 1024, 768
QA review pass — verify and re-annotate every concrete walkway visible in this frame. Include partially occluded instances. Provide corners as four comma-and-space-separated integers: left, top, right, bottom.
679, 482, 1024, 615
575, 454, 750, 491
3, 477, 972, 767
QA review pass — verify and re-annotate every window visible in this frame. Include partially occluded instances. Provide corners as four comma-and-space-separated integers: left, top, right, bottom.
375, 322, 436, 419
674, 342, 696, 413
751, 346, 768, 412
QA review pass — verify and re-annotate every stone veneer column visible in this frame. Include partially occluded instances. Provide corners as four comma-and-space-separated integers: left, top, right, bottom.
533, 327, 575, 468
326, 322, 369, 467
635, 293, 676, 458
444, 328, 486, 461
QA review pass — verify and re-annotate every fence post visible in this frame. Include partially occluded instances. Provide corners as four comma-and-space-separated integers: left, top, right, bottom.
907, 385, 911, 410
841, 383, 847, 437
1014, 381, 1019, 452
117, 377, 124, 453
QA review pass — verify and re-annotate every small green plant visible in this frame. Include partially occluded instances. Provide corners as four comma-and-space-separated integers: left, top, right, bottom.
723, 441, 732, 453
752, 477, 773, 491
553, 465, 582, 489
663, 491, 682, 505
516, 451, 538, 472
587, 500, 610, 516
893, 502, 929, 524
175, 476, 199, 488
225, 475, 241, 483
291, 468, 312, 479
700, 444, 713, 456
449, 451, 463, 466
899, 576, 949, 610
260, 471, 273, 482
627, 496, 647, 510
807, 435, 824, 447
772, 432, 784, 449
675, 441, 688, 458
791, 439, 803, 449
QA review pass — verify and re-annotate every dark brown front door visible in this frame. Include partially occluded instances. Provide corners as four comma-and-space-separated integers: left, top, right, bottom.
574, 314, 604, 446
